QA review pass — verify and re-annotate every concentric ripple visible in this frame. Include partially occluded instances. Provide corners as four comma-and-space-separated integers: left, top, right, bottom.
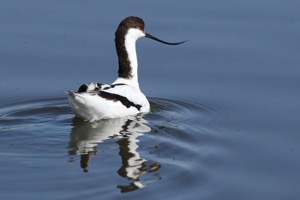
0, 97, 225, 196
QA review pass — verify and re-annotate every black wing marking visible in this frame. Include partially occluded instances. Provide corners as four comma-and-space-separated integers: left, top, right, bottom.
78, 84, 88, 92
78, 83, 127, 92
98, 91, 142, 111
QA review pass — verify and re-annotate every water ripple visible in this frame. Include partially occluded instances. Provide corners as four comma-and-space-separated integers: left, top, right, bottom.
0, 97, 225, 195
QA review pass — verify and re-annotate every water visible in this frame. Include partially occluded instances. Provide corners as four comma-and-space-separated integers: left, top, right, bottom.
1, 0, 300, 199
0, 97, 223, 199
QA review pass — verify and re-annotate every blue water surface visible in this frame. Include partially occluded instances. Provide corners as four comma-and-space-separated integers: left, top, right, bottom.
1, 0, 300, 200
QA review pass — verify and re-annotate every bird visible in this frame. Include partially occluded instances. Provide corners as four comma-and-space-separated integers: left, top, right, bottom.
66, 16, 185, 121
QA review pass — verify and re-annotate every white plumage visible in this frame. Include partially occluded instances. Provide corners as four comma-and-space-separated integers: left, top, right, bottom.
67, 82, 149, 121
67, 16, 185, 121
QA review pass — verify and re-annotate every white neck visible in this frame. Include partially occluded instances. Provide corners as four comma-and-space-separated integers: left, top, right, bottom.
125, 33, 139, 83
116, 28, 145, 88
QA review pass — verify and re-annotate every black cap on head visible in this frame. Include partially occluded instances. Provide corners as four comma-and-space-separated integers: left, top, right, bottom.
116, 16, 187, 45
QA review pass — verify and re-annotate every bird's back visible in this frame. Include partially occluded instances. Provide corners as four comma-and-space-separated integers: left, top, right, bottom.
67, 82, 149, 121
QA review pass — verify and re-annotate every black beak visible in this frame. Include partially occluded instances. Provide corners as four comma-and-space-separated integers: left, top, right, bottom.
145, 33, 187, 45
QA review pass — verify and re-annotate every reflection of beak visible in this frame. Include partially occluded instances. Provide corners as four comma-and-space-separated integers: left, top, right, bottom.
145, 33, 187, 45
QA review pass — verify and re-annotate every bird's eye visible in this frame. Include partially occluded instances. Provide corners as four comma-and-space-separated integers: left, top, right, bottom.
137, 24, 143, 30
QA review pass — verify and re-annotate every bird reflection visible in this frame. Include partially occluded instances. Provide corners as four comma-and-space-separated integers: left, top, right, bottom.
68, 114, 161, 192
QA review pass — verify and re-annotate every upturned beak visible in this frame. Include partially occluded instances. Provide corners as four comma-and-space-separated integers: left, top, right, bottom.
145, 33, 187, 45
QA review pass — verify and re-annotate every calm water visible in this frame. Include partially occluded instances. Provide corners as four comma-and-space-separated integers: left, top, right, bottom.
1, 0, 300, 199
